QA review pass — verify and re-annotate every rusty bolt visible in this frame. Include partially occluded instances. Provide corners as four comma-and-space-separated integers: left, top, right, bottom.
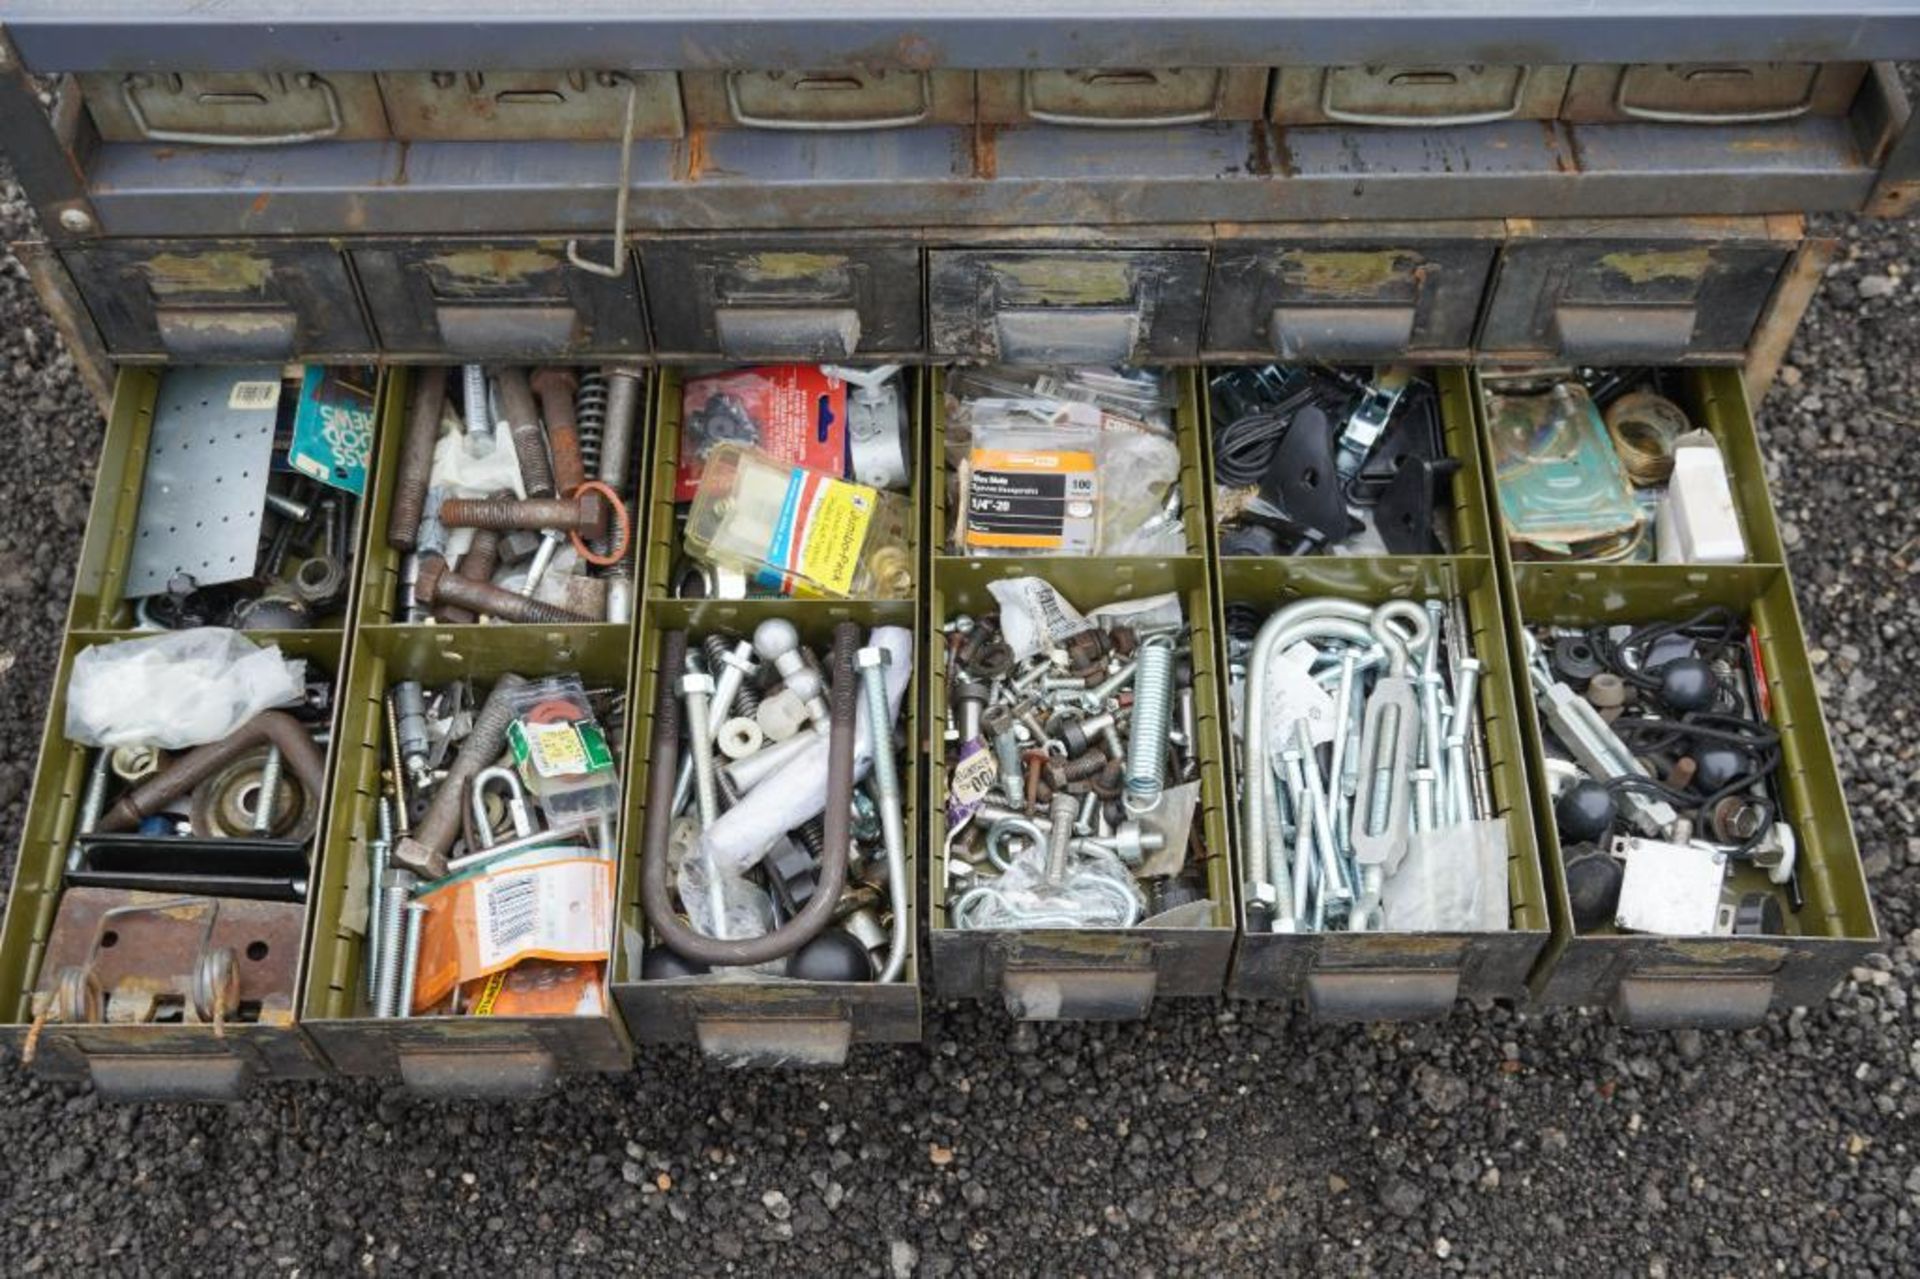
416, 556, 595, 624
438, 495, 602, 534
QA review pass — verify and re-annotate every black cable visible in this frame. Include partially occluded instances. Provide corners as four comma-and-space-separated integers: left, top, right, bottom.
1589, 606, 1743, 690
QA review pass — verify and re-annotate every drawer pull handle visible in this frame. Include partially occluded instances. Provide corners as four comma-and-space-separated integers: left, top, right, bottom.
725, 70, 931, 130
121, 72, 344, 146
1022, 68, 1225, 127
566, 80, 638, 280
1614, 63, 1817, 124
1320, 64, 1532, 128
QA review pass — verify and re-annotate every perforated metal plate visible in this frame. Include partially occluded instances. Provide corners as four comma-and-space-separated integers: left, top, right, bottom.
126, 365, 282, 598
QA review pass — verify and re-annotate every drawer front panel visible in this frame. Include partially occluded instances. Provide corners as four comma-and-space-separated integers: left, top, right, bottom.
928, 248, 1208, 363
1205, 235, 1498, 360
79, 71, 390, 144
1478, 238, 1792, 364
353, 240, 648, 358
1271, 64, 1571, 127
1561, 62, 1869, 124
640, 238, 922, 359
64, 240, 371, 360
378, 70, 685, 140
683, 69, 974, 130
978, 67, 1268, 125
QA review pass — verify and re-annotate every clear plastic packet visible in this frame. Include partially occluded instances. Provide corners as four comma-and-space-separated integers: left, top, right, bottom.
1486, 382, 1643, 560
504, 676, 621, 825
1378, 817, 1510, 932
684, 443, 914, 598
65, 627, 307, 750
949, 840, 1146, 930
947, 365, 1176, 429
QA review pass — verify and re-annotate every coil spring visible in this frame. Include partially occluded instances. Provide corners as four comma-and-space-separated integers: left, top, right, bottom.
1124, 638, 1177, 812
574, 370, 608, 480
1223, 602, 1264, 645
795, 817, 825, 860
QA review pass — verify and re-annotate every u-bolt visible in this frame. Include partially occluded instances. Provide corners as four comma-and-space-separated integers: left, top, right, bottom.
641, 624, 859, 967
1123, 637, 1177, 814
470, 766, 533, 849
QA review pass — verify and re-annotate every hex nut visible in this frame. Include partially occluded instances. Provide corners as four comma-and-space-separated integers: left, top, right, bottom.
679, 671, 716, 697
756, 689, 812, 742
855, 646, 892, 671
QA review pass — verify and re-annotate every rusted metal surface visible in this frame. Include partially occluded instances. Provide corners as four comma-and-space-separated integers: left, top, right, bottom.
379, 70, 684, 141
1743, 235, 1838, 405
9, 238, 112, 408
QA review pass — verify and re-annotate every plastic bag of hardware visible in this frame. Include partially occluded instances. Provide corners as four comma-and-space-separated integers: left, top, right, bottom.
986, 580, 1185, 663
410, 849, 614, 1011
459, 959, 607, 1016
503, 676, 621, 825
947, 365, 1177, 430
947, 371, 1183, 557
65, 627, 307, 750
951, 841, 1146, 930
1485, 381, 1643, 560
1379, 818, 1509, 932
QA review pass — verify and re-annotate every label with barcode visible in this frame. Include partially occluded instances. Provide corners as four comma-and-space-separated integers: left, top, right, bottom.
470, 857, 612, 972
965, 447, 1097, 553
227, 380, 282, 411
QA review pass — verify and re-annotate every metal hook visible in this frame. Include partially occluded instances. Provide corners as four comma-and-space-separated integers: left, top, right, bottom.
567, 80, 638, 279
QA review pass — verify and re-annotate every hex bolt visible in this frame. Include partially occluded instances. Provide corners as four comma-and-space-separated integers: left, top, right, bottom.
984, 706, 1024, 804
704, 638, 759, 741
856, 647, 910, 983
493, 367, 556, 499
529, 366, 589, 497
387, 371, 447, 552
415, 556, 595, 625
1058, 711, 1117, 757
372, 866, 415, 1017
397, 901, 429, 1019
461, 364, 494, 457
251, 746, 284, 835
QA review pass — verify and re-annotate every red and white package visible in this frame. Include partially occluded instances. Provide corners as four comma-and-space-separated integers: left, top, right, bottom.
677, 364, 847, 500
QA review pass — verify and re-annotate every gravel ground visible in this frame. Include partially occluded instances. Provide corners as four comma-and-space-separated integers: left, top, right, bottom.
0, 165, 1917, 1276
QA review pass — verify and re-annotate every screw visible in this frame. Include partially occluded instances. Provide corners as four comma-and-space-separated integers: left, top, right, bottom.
58, 207, 95, 235
366, 799, 392, 1003
397, 901, 429, 1019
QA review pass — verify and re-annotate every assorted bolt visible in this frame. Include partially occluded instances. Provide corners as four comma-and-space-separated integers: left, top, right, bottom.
640, 623, 914, 983
941, 591, 1208, 932
1231, 595, 1496, 935
367, 672, 621, 1017
388, 365, 645, 625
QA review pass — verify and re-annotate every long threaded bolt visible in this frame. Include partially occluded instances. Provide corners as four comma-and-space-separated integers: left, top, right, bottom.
856, 646, 910, 984
681, 672, 730, 941
388, 371, 447, 552
493, 367, 555, 499
599, 367, 643, 492
397, 901, 429, 1019
251, 746, 284, 834
461, 364, 493, 457
373, 866, 414, 1016
415, 557, 595, 625
529, 366, 588, 496
367, 798, 392, 1002
438, 495, 603, 534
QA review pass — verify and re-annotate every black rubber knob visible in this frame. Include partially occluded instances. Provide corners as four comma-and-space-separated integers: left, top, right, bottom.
1555, 779, 1617, 844
1691, 743, 1751, 793
641, 946, 711, 979
787, 929, 874, 982
1731, 891, 1785, 936
1658, 656, 1718, 714
1562, 842, 1624, 934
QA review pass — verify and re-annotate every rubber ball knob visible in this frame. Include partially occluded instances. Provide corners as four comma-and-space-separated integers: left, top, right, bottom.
1562, 842, 1625, 934
787, 929, 874, 982
1555, 779, 1617, 844
1658, 656, 1718, 714
1691, 743, 1751, 793
641, 947, 711, 979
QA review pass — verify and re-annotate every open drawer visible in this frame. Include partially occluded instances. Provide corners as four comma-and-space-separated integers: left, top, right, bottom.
1476, 367, 1878, 1025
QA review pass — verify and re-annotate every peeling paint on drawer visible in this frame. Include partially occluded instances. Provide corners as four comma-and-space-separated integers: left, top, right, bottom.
145, 252, 271, 296
1597, 247, 1713, 285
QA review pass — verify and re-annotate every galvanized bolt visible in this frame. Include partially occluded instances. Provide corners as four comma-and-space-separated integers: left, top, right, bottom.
397, 901, 429, 1019
855, 646, 909, 983
252, 746, 284, 835
372, 866, 415, 1017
